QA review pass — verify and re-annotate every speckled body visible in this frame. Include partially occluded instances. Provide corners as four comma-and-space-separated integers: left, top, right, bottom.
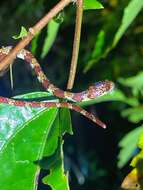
0, 46, 114, 128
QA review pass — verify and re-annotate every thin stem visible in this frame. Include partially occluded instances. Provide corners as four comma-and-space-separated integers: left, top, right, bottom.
67, 0, 83, 89
0, 0, 72, 72
10, 63, 14, 90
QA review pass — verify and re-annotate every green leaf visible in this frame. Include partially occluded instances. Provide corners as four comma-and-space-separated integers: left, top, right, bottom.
40, 110, 72, 190
130, 132, 143, 167
91, 30, 105, 58
43, 140, 69, 190
83, 0, 103, 10
96, 0, 143, 62
84, 30, 105, 72
130, 150, 143, 168
118, 72, 143, 97
41, 19, 60, 58
138, 133, 143, 149
0, 92, 73, 190
59, 108, 73, 135
35, 116, 60, 170
12, 26, 28, 39
121, 107, 143, 123
113, 0, 143, 47
0, 92, 59, 190
31, 32, 41, 55
118, 126, 143, 168
130, 133, 143, 168
14, 91, 52, 99
13, 91, 59, 104
38, 110, 71, 190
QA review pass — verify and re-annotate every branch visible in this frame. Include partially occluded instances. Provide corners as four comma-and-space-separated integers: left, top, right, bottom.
0, 0, 73, 72
67, 0, 83, 89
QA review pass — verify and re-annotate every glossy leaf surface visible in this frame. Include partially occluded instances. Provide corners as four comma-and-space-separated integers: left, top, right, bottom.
0, 92, 59, 190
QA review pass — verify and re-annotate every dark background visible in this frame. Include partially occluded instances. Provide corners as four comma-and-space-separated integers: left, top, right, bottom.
0, 0, 143, 189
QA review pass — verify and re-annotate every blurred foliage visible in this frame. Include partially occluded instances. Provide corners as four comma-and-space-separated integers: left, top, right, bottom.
121, 133, 143, 189
0, 0, 143, 190
40, 20, 60, 59
118, 126, 143, 169
83, 0, 103, 10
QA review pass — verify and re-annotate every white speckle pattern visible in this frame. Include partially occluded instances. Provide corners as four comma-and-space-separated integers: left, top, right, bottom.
0, 46, 114, 128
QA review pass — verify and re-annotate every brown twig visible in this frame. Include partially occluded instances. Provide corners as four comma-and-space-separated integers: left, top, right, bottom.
0, 0, 73, 72
67, 0, 83, 90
